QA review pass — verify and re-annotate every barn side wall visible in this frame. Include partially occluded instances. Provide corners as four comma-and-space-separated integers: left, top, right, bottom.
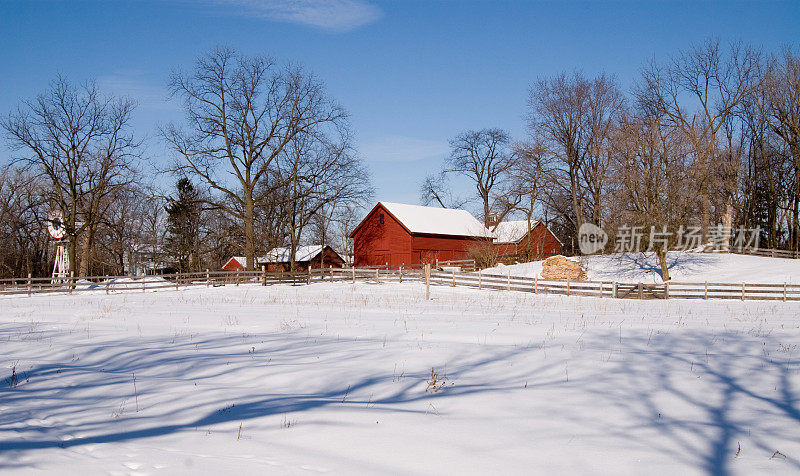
410, 234, 488, 264
353, 204, 414, 266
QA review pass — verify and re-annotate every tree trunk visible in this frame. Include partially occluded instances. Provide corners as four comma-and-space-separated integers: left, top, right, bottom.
79, 227, 93, 276
68, 237, 77, 275
244, 196, 256, 271
722, 203, 734, 252
657, 250, 670, 282
483, 198, 491, 229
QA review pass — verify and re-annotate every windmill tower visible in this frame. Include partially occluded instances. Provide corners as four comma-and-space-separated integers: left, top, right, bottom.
48, 212, 70, 283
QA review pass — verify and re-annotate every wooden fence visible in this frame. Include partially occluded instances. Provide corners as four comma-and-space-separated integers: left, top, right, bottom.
427, 269, 800, 302
731, 247, 800, 259
2, 258, 798, 302
0, 263, 431, 297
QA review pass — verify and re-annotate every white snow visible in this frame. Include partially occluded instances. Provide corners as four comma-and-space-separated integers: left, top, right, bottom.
2, 281, 799, 474
485, 251, 800, 284
380, 201, 492, 237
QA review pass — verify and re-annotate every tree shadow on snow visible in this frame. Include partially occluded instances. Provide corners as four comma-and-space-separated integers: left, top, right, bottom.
572, 329, 800, 475
0, 325, 546, 467
584, 252, 720, 282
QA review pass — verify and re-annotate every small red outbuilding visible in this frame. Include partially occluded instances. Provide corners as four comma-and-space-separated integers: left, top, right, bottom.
261, 245, 345, 272
350, 202, 493, 267
222, 256, 248, 271
492, 220, 562, 259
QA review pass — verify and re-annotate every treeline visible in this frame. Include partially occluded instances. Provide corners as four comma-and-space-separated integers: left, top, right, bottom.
422, 39, 800, 279
0, 46, 372, 278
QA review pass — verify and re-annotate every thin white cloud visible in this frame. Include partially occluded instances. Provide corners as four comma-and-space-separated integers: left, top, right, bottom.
97, 70, 174, 113
208, 0, 382, 32
361, 135, 449, 163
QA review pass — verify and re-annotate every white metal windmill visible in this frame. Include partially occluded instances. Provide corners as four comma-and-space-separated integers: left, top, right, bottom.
47, 211, 70, 283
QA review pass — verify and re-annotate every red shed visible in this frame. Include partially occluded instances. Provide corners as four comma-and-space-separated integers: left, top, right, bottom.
493, 220, 562, 259
350, 202, 492, 267
261, 245, 345, 272
222, 256, 248, 271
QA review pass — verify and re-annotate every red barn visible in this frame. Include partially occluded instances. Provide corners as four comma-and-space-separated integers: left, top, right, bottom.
350, 202, 492, 267
493, 220, 562, 259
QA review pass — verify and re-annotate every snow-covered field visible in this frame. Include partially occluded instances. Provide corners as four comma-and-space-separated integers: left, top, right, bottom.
2, 282, 799, 474
487, 252, 800, 284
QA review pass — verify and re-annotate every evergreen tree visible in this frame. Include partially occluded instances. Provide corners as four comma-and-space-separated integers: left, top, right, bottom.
165, 178, 201, 272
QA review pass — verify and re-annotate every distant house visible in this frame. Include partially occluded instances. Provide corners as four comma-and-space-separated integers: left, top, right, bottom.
222, 256, 248, 271
350, 202, 493, 267
126, 243, 170, 275
493, 220, 562, 259
261, 245, 345, 272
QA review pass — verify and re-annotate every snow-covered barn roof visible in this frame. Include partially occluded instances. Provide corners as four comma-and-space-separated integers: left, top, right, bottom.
379, 202, 493, 238
493, 220, 540, 244
261, 245, 329, 263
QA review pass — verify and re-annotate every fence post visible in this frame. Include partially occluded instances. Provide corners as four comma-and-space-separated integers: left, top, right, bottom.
27, 273, 31, 297
567, 278, 570, 296
613, 281, 617, 299
453, 269, 456, 287
599, 281, 603, 298
307, 267, 311, 285
261, 265, 266, 286
638, 282, 642, 299
704, 281, 708, 300
106, 276, 110, 295
206, 269, 210, 287
176, 272, 180, 290
399, 264, 403, 283
741, 282, 745, 301
352, 266, 355, 284
142, 275, 145, 293
329, 265, 333, 282
375, 268, 379, 282
425, 264, 430, 300
70, 271, 74, 295
665, 281, 669, 299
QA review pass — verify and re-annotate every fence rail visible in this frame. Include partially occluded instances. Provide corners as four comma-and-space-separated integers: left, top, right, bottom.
428, 269, 800, 302
2, 259, 798, 302
731, 248, 800, 259
0, 264, 432, 296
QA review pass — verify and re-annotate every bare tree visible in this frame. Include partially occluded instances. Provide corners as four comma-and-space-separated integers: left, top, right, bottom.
527, 72, 624, 232
279, 129, 372, 270
419, 171, 468, 209
0, 165, 50, 277
509, 140, 551, 258
637, 38, 757, 237
446, 128, 518, 227
610, 111, 695, 280
95, 185, 147, 275
2, 76, 139, 274
163, 46, 348, 270
766, 48, 800, 250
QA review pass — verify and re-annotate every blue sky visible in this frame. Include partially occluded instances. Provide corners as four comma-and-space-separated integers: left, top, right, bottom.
2, 0, 799, 207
